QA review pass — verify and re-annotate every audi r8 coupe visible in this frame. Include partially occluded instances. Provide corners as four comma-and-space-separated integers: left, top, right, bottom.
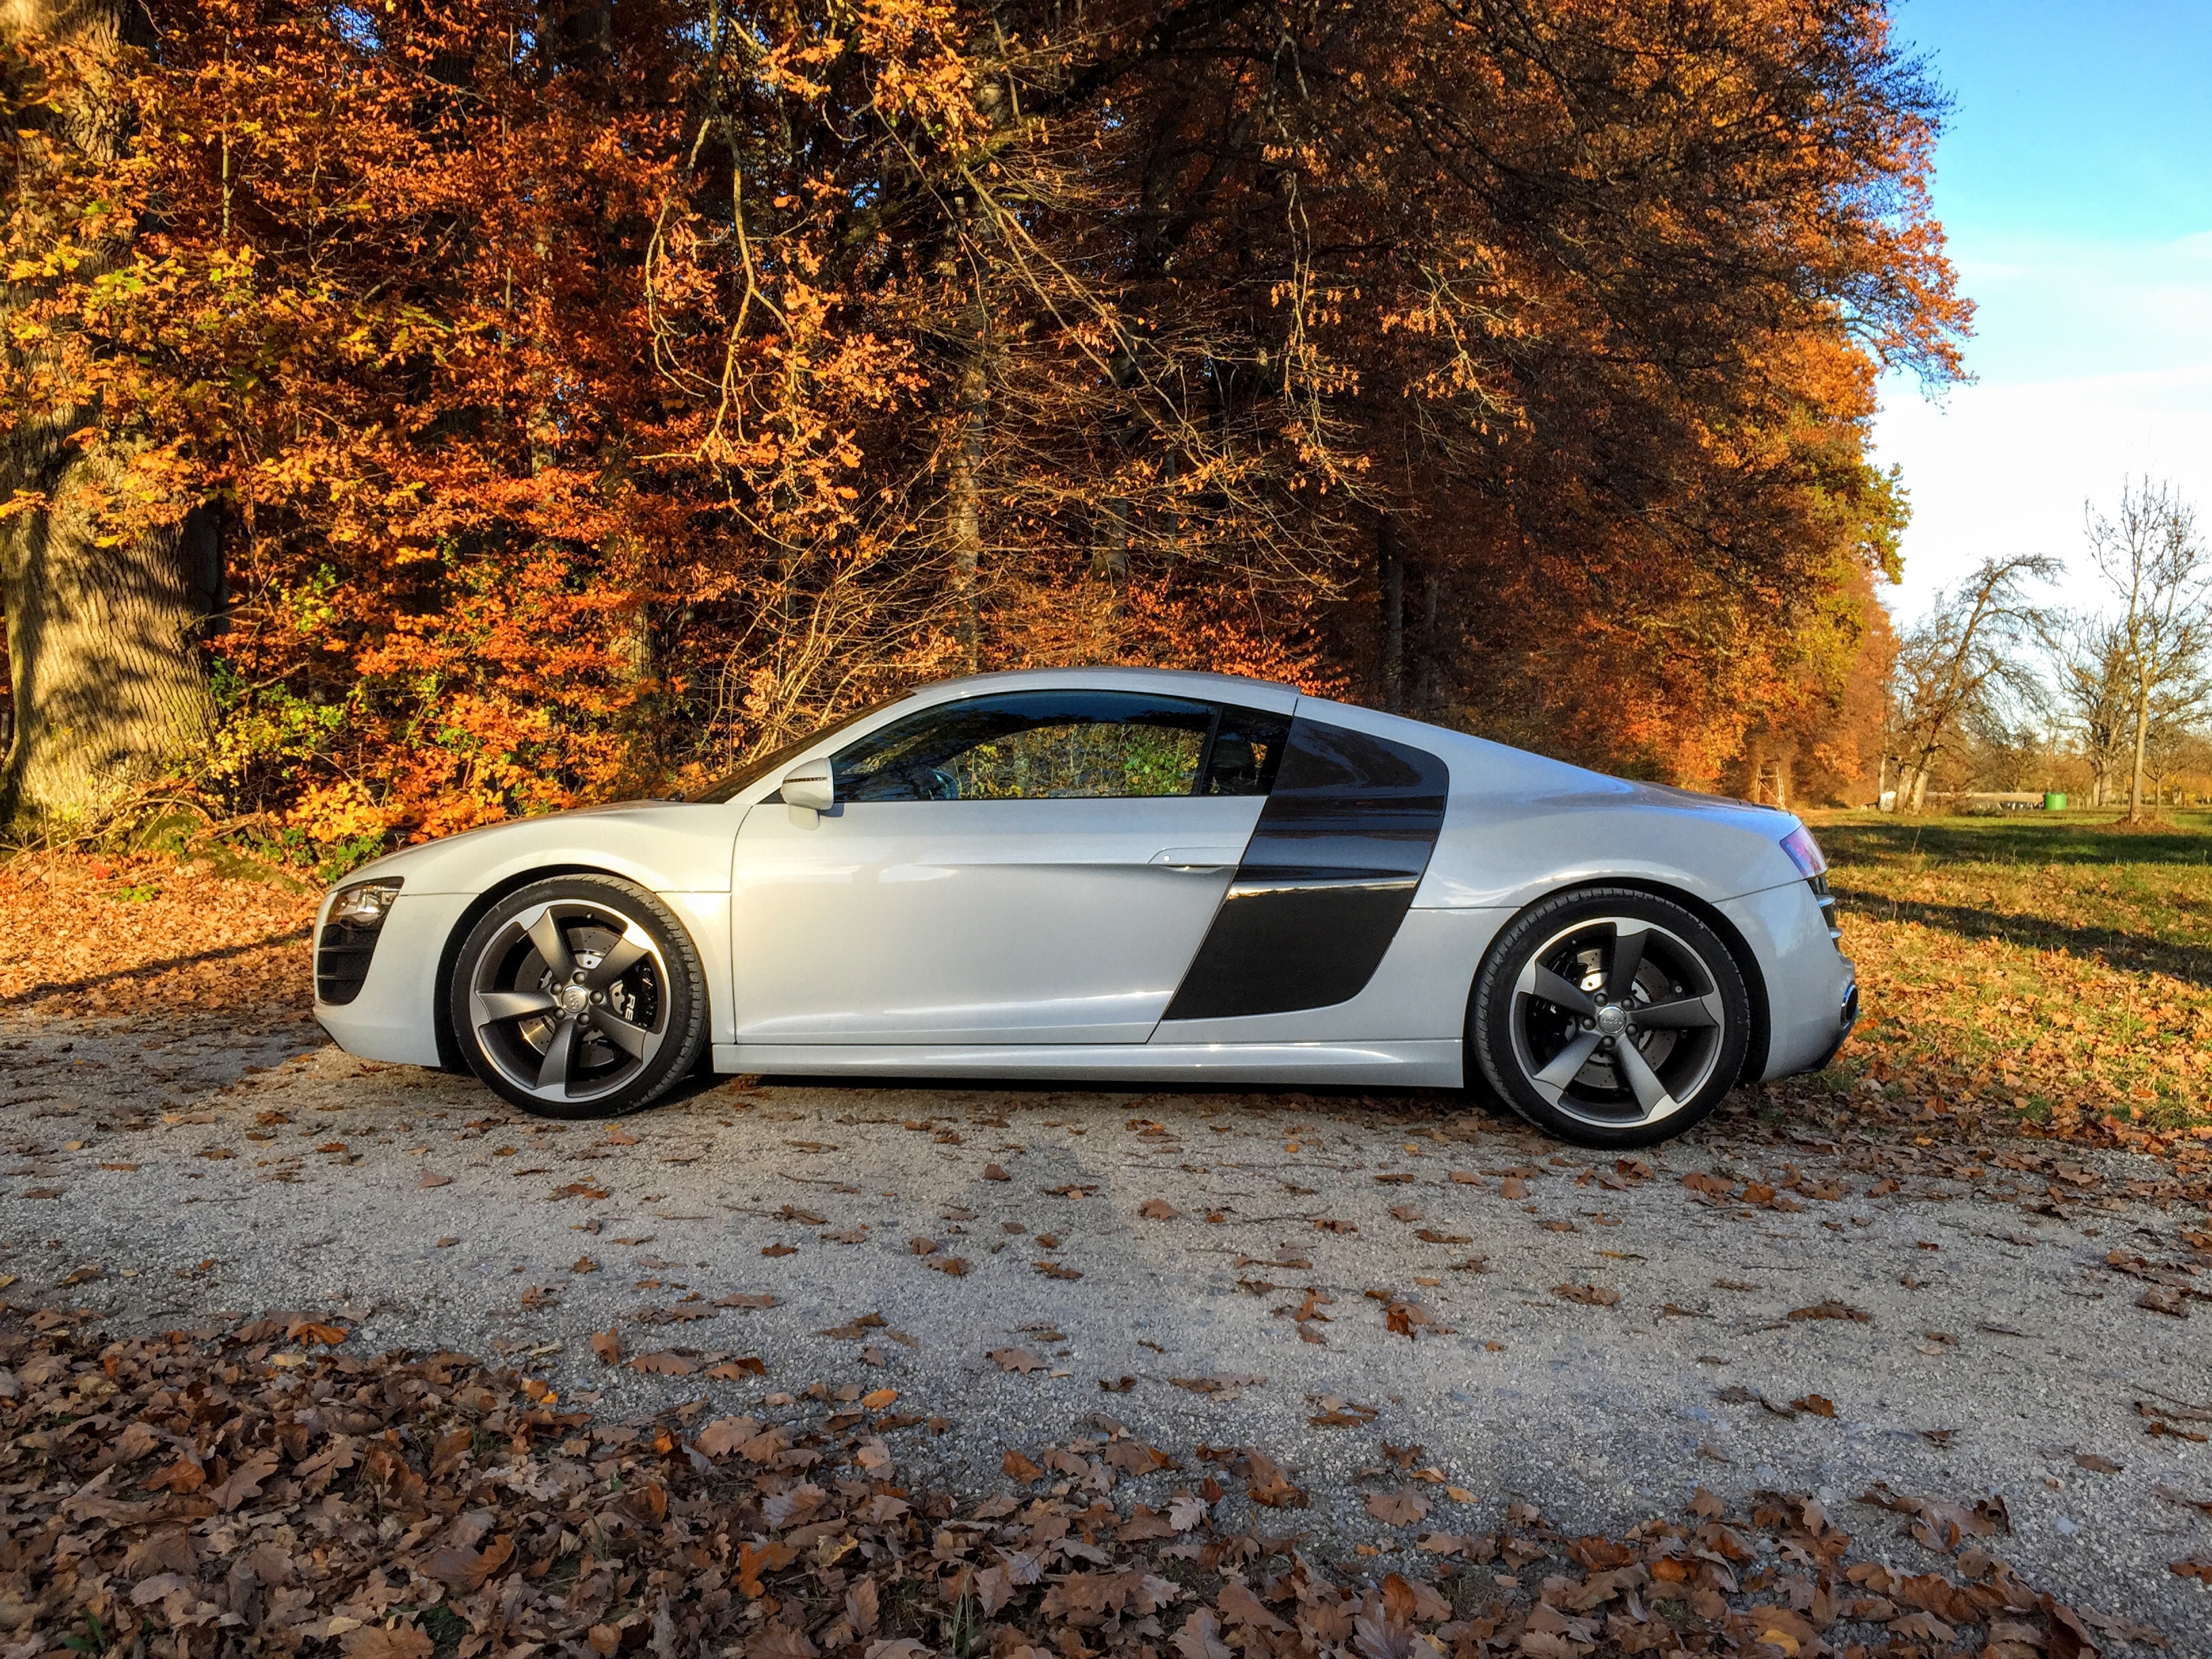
312, 668, 1856, 1147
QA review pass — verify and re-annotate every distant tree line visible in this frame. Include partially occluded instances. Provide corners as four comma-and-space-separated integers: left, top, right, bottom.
0, 0, 1967, 851
1882, 479, 2212, 820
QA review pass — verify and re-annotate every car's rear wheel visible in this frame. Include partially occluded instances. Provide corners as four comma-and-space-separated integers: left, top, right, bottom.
450, 875, 708, 1118
1470, 887, 1749, 1148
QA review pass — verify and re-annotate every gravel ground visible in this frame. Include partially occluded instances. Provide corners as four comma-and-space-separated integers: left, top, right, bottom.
3, 1012, 2209, 1641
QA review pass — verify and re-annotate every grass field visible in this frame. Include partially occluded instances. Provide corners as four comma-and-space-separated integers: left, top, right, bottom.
1806, 808, 2212, 1149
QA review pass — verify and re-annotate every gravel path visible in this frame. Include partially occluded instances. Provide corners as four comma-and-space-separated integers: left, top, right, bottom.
3, 1012, 2208, 1640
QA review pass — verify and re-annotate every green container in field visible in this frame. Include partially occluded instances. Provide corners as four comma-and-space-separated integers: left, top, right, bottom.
2043, 792, 2067, 811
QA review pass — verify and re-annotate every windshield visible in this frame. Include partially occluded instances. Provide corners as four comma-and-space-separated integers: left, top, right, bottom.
686, 693, 914, 804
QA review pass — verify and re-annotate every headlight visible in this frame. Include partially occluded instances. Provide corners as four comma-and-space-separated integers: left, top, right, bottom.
330, 879, 404, 927
1778, 827, 1826, 880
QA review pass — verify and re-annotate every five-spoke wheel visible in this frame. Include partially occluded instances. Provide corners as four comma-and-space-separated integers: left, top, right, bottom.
450, 875, 707, 1118
1470, 888, 1750, 1147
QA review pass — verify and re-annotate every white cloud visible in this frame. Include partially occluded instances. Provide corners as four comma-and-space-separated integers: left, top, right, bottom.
1871, 229, 2212, 622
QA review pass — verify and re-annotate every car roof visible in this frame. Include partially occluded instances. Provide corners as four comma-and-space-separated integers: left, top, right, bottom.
914, 665, 1301, 703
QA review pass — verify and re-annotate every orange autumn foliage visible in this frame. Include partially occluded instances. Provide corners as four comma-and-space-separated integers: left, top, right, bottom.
0, 0, 1965, 849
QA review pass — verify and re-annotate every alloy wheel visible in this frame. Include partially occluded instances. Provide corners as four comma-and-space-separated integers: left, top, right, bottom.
464, 900, 670, 1105
1504, 916, 1729, 1130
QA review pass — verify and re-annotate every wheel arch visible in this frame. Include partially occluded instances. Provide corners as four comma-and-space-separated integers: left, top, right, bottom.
430, 863, 655, 1072
1467, 877, 1771, 1087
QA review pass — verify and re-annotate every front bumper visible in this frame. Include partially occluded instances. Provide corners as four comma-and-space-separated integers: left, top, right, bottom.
1716, 880, 1858, 1080
311, 890, 472, 1067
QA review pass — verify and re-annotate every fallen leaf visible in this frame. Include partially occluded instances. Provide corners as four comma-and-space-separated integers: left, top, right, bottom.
590, 1326, 621, 1364
1139, 1199, 1180, 1219
631, 1351, 699, 1375
762, 1244, 798, 1258
983, 1163, 1010, 1181
1366, 1490, 1431, 1525
417, 1171, 452, 1188
697, 1417, 763, 1456
989, 1348, 1044, 1374
1553, 1283, 1620, 1307
1788, 1299, 1872, 1323
342, 1630, 433, 1659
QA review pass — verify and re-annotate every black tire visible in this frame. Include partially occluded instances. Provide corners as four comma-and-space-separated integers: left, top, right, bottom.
1469, 886, 1750, 1149
449, 874, 709, 1120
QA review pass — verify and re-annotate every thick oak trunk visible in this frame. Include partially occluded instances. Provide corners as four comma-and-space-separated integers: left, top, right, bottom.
0, 0, 215, 832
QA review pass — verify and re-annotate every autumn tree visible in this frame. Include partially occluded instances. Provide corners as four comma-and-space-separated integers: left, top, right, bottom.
2045, 613, 2135, 806
0, 0, 218, 833
2085, 479, 2211, 822
0, 0, 1972, 849
1886, 554, 2055, 811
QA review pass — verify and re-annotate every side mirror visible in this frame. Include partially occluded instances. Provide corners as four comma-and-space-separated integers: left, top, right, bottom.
781, 764, 835, 815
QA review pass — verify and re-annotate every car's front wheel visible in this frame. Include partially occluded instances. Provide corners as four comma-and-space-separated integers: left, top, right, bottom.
1469, 887, 1750, 1148
450, 875, 708, 1118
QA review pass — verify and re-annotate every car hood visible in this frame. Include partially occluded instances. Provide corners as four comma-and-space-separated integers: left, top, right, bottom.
333, 800, 731, 896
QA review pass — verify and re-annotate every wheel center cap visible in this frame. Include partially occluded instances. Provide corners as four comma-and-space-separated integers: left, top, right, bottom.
1595, 1004, 1629, 1037
559, 985, 591, 1016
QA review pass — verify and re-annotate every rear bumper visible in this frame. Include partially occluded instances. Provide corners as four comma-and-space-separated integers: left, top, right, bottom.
1716, 881, 1857, 1080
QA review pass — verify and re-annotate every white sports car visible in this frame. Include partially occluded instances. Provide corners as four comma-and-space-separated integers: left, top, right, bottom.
313, 668, 1856, 1147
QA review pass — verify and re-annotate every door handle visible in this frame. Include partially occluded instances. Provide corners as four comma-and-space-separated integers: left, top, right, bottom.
1150, 847, 1244, 870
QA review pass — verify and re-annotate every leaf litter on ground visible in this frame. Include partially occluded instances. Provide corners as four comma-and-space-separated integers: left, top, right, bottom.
0, 1306, 2164, 1659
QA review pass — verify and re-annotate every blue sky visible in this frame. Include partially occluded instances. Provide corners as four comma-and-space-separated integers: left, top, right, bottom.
1871, 0, 2212, 620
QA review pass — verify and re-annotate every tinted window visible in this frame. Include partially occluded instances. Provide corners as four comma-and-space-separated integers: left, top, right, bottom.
1202, 705, 1292, 796
832, 691, 1223, 801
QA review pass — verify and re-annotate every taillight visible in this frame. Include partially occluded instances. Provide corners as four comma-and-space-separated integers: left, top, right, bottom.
1778, 826, 1826, 880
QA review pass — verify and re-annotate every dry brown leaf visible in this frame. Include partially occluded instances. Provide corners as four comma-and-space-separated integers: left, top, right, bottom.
1553, 1283, 1621, 1307
1365, 1490, 1431, 1525
1788, 1299, 1872, 1323
342, 1630, 433, 1659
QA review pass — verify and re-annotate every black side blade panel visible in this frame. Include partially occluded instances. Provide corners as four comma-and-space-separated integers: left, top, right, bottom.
1163, 718, 1449, 1021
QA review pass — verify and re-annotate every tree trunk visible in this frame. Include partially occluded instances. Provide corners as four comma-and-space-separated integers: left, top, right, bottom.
947, 356, 985, 672
1414, 568, 1439, 717
1378, 515, 1403, 713
0, 0, 216, 834
1907, 755, 1933, 811
2125, 670, 2150, 823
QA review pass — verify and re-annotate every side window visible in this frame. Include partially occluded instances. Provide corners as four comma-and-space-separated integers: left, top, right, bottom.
1202, 705, 1292, 796
832, 691, 1220, 801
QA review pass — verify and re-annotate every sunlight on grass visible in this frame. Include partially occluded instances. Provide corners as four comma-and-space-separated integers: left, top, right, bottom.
1805, 811, 2212, 1151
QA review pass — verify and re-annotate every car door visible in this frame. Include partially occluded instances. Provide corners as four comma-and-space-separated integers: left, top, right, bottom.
729, 690, 1292, 1044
